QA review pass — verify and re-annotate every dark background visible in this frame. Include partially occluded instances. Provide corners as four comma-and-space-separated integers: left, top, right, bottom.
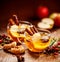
0, 0, 60, 26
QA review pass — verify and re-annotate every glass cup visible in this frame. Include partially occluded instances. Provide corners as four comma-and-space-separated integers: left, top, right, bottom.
24, 28, 51, 52
7, 21, 32, 42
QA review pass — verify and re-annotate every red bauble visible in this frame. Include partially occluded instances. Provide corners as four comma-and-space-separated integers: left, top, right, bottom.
37, 6, 49, 18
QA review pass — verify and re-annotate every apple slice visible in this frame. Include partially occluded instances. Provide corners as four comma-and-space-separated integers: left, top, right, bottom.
37, 18, 54, 29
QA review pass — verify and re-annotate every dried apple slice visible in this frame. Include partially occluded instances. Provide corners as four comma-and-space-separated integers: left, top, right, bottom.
38, 18, 54, 29
38, 23, 51, 29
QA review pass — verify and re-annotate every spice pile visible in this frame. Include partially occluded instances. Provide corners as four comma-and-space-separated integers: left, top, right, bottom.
43, 38, 60, 55
0, 34, 25, 62
0, 34, 13, 47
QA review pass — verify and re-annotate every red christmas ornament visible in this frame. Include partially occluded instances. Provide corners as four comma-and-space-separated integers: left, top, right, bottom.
37, 6, 49, 18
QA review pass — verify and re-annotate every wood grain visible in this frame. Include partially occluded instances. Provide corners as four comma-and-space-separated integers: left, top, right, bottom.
0, 50, 17, 62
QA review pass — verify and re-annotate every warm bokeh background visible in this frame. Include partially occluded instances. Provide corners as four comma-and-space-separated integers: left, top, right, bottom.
0, 0, 60, 27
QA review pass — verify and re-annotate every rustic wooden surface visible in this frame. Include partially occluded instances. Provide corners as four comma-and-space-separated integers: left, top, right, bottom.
0, 29, 60, 62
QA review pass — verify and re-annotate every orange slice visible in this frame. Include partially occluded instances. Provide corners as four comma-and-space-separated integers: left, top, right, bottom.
9, 25, 26, 42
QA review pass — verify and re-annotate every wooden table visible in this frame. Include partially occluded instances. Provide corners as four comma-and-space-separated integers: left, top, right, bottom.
0, 29, 60, 62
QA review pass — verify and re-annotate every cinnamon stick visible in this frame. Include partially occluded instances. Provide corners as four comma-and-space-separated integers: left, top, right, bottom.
26, 27, 33, 35
33, 26, 38, 33
30, 25, 36, 34
9, 19, 15, 25
12, 15, 19, 25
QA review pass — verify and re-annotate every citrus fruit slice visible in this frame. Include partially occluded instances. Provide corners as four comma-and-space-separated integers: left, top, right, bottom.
10, 25, 20, 37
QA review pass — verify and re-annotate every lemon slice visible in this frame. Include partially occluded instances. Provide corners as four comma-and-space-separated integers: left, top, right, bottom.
10, 25, 20, 37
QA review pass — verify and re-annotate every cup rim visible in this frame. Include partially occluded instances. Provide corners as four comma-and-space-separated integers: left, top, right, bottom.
7, 20, 51, 35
